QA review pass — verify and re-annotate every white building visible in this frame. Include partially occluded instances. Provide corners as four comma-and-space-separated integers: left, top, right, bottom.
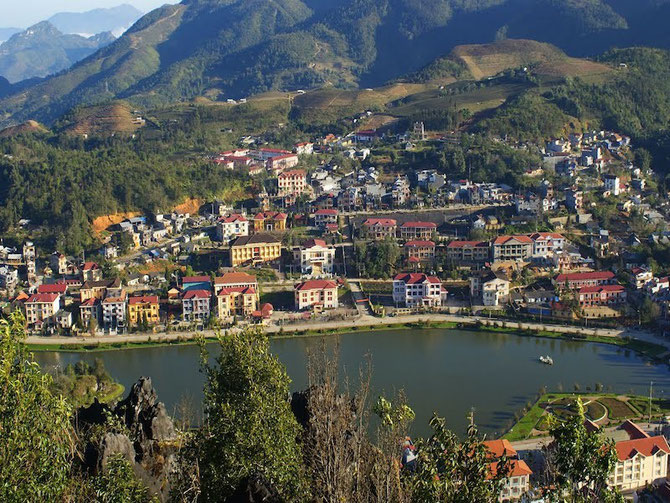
294, 279, 339, 310
294, 239, 336, 277
604, 174, 621, 196
278, 169, 307, 197
24, 293, 61, 328
392, 273, 444, 308
216, 214, 249, 241
102, 289, 127, 332
470, 271, 510, 307
529, 232, 566, 258
182, 289, 211, 322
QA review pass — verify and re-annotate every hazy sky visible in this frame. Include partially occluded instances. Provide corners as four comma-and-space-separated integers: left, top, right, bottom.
1, 1, 180, 28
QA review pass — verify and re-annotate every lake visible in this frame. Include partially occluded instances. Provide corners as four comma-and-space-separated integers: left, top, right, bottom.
35, 329, 670, 437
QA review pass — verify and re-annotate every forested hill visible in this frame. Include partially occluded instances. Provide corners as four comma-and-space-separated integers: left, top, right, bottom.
3, 0, 670, 127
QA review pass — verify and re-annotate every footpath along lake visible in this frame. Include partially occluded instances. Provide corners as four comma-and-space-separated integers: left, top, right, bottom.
36, 329, 670, 437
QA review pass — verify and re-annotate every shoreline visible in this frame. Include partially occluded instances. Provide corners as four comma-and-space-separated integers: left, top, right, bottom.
25, 315, 669, 363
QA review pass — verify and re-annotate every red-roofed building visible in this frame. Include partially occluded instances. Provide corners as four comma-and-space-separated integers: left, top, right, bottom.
492, 235, 533, 262
278, 169, 307, 197
252, 211, 287, 233
399, 221, 437, 240
256, 147, 292, 161
353, 129, 378, 142
404, 240, 435, 263
216, 214, 249, 241
362, 218, 397, 240
528, 232, 566, 257
182, 276, 212, 292
37, 283, 68, 295
294, 142, 314, 155
182, 289, 211, 322
483, 439, 518, 460
313, 209, 339, 228
577, 284, 627, 307
445, 240, 490, 264
607, 420, 670, 491
79, 298, 101, 329
266, 153, 299, 173
25, 293, 61, 328
214, 272, 258, 296
82, 261, 102, 282
392, 273, 444, 308
252, 302, 274, 322
215, 286, 257, 319
490, 460, 532, 501
553, 270, 616, 289
294, 279, 338, 310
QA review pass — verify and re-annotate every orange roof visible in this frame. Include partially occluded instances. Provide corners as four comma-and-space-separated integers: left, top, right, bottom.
578, 284, 625, 294
620, 420, 649, 440
615, 435, 670, 461
303, 238, 327, 248
38, 283, 67, 294
493, 235, 533, 245
363, 218, 397, 227
393, 273, 440, 284
128, 295, 159, 305
488, 460, 532, 479
183, 290, 211, 300
483, 439, 517, 460
82, 261, 99, 270
447, 240, 488, 248
529, 232, 564, 240
217, 286, 256, 296
215, 272, 257, 284
555, 271, 615, 283
219, 214, 247, 223
295, 279, 338, 291
26, 293, 59, 303
404, 240, 435, 247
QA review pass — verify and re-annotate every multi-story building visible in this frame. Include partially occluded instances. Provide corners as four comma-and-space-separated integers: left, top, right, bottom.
267, 154, 299, 173
399, 221, 437, 241
470, 270, 510, 307
80, 278, 121, 303
361, 218, 397, 240
607, 420, 670, 492
528, 232, 566, 258
216, 214, 249, 241
50, 252, 67, 275
444, 240, 490, 265
392, 177, 410, 206
294, 279, 339, 310
294, 239, 336, 277
604, 174, 621, 196
182, 276, 212, 292
128, 295, 160, 326
215, 286, 258, 319
182, 290, 211, 322
483, 440, 532, 502
278, 169, 307, 197
37, 283, 68, 295
492, 235, 533, 262
82, 262, 102, 282
79, 298, 101, 328
313, 209, 338, 228
629, 267, 653, 289
294, 142, 314, 155
252, 212, 287, 233
230, 234, 282, 267
102, 289, 128, 332
577, 284, 627, 307
404, 240, 435, 263
565, 188, 583, 211
214, 272, 258, 296
553, 271, 616, 289
392, 273, 444, 308
24, 293, 61, 328
0, 265, 18, 291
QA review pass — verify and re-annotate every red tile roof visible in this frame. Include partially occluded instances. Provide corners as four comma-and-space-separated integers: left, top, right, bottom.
37, 283, 67, 294
182, 276, 211, 284
620, 420, 649, 440
278, 169, 305, 177
215, 272, 257, 285
393, 273, 440, 284
615, 435, 670, 461
493, 235, 533, 245
529, 232, 564, 240
315, 209, 338, 215
128, 295, 159, 305
82, 261, 99, 270
488, 460, 532, 478
447, 240, 488, 248
400, 221, 437, 229
254, 211, 287, 220
404, 240, 435, 248
363, 218, 397, 227
80, 298, 98, 307
183, 290, 211, 300
26, 293, 59, 303
217, 286, 256, 296
219, 214, 247, 223
578, 284, 625, 294
555, 271, 615, 283
295, 279, 338, 291
303, 238, 327, 248
483, 439, 517, 460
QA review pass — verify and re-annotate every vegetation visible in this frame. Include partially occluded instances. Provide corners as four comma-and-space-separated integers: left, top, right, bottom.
50, 358, 124, 407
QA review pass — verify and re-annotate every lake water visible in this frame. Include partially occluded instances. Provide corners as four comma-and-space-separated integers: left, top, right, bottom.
35, 329, 670, 437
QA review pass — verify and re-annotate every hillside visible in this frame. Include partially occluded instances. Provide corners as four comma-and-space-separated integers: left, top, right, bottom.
0, 120, 48, 137
1, 0, 670, 126
55, 101, 144, 136
48, 5, 144, 37
0, 22, 115, 83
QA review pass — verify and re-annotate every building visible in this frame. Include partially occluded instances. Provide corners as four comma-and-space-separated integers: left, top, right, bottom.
361, 218, 397, 240
215, 286, 257, 319
216, 214, 249, 241
102, 289, 128, 332
392, 273, 444, 308
483, 440, 532, 502
294, 142, 314, 155
252, 212, 287, 233
278, 169, 307, 197
294, 279, 339, 310
80, 278, 121, 303
255, 147, 292, 161
470, 270, 510, 307
230, 233, 282, 267
629, 267, 653, 289
553, 271, 616, 289
214, 272, 258, 296
399, 221, 437, 241
295, 239, 336, 277
578, 284, 627, 307
608, 421, 670, 492
267, 154, 299, 173
182, 276, 212, 292
404, 240, 435, 263
50, 252, 67, 275
82, 262, 102, 282
565, 188, 583, 211
313, 209, 338, 228
24, 293, 60, 328
492, 235, 533, 262
444, 241, 490, 265
528, 232, 566, 258
182, 290, 211, 322
79, 298, 101, 328
128, 295, 160, 326
37, 283, 68, 295
604, 174, 621, 196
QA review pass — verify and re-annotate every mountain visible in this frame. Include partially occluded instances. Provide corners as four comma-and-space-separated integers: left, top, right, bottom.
0, 28, 21, 44
3, 0, 670, 127
48, 4, 144, 37
0, 22, 115, 83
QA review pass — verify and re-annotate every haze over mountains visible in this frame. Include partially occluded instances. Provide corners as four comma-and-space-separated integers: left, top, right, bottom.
2, 0, 670, 126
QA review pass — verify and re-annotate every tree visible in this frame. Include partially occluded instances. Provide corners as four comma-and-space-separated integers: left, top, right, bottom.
639, 297, 660, 325
196, 330, 309, 501
0, 311, 75, 502
89, 455, 155, 503
543, 399, 622, 502
411, 414, 510, 502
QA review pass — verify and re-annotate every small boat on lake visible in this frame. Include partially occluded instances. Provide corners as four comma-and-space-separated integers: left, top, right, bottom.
539, 355, 554, 365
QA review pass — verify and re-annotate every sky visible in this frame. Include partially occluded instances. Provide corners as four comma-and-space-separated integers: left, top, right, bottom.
1, 1, 180, 28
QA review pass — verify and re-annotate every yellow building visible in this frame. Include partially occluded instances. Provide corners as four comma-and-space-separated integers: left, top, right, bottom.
252, 212, 287, 233
127, 295, 160, 326
215, 286, 258, 319
230, 233, 282, 267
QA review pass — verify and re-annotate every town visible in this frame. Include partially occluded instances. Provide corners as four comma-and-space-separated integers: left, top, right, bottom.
2, 121, 670, 500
